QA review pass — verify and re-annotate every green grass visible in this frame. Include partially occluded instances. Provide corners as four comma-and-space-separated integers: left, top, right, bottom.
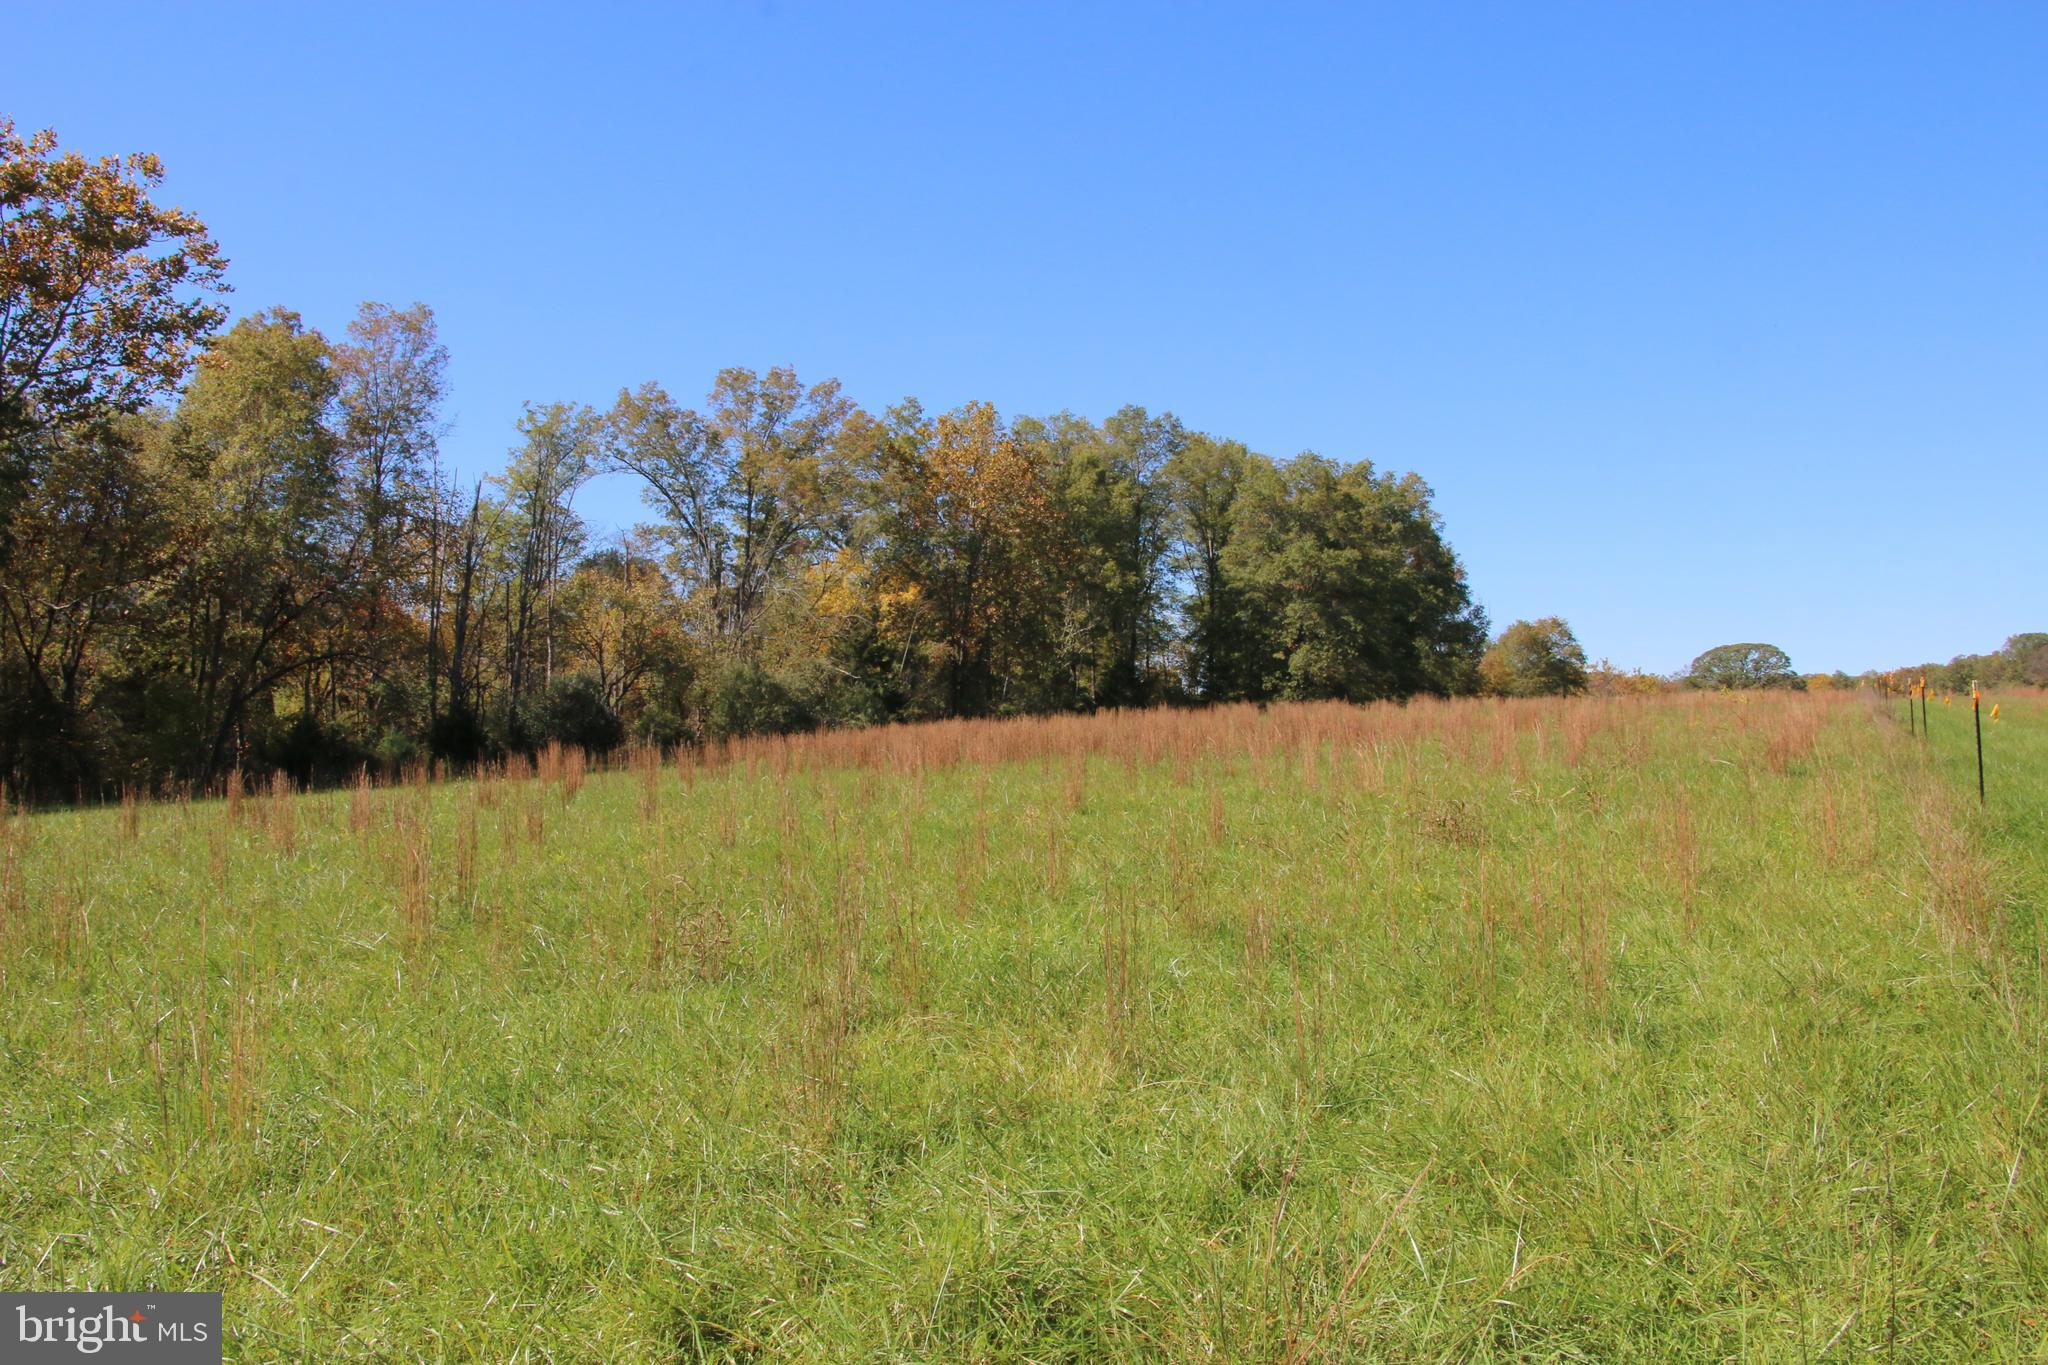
1909, 687, 2048, 921
2, 693, 2044, 1360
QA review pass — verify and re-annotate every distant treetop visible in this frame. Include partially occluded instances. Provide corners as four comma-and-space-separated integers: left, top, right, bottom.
1684, 643, 1803, 691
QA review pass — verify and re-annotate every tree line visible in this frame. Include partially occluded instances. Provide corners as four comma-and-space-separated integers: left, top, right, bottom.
1, 119, 1501, 798
1867, 634, 2048, 695
1677, 636, 2047, 696
23, 117, 2017, 801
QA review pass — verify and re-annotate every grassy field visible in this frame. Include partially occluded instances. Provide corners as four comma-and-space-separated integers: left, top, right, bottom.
2, 691, 2044, 1361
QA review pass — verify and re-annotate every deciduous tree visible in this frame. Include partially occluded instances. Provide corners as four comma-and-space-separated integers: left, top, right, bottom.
1480, 617, 1589, 697
0, 119, 226, 464
1224, 454, 1485, 702
603, 367, 856, 652
1684, 642, 1801, 691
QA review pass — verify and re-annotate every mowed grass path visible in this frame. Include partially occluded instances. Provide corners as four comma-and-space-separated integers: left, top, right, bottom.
2, 694, 2044, 1360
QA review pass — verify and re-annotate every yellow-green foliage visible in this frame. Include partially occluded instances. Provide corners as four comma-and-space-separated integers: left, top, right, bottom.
1, 693, 2043, 1360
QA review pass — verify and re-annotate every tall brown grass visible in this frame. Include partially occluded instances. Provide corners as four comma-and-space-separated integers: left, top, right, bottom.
561, 746, 586, 804
396, 796, 432, 949
454, 796, 479, 921
0, 803, 25, 951
523, 788, 546, 846
348, 765, 375, 834
634, 744, 662, 826
1668, 794, 1701, 936
265, 771, 296, 855
1102, 890, 1138, 1054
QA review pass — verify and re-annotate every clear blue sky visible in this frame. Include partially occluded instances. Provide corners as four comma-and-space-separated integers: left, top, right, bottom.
16, 2, 2044, 675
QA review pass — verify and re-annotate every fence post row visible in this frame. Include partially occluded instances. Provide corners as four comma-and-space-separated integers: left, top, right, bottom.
1884, 672, 1986, 805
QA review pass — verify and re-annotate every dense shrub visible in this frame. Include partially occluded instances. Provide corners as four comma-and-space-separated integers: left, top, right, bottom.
542, 673, 625, 753
697, 664, 814, 742
265, 713, 372, 787
427, 703, 493, 768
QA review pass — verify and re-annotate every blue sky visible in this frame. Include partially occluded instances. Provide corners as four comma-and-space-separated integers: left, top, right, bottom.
16, 2, 2044, 675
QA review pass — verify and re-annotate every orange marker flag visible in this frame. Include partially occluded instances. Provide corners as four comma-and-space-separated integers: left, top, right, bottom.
1991, 703, 2001, 722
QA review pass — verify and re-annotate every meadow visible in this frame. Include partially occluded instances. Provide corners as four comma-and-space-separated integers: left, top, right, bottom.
2, 690, 2044, 1361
